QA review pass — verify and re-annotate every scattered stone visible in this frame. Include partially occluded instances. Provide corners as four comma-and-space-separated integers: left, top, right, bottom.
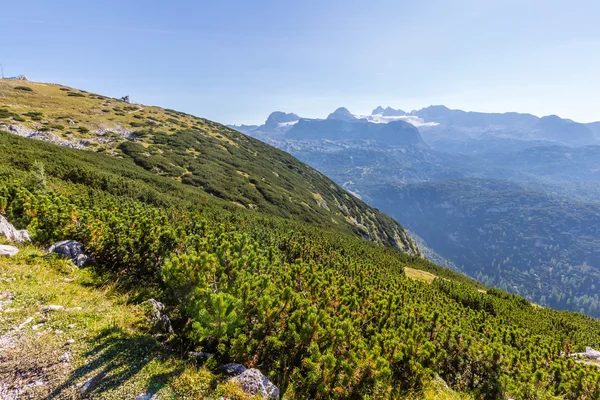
229, 368, 280, 399
54, 330, 64, 335
218, 363, 247, 376
59, 350, 71, 362
0, 292, 14, 312
47, 240, 90, 267
188, 351, 213, 362
80, 377, 94, 393
0, 245, 19, 257
66, 339, 75, 345
32, 324, 43, 331
67, 307, 83, 312
26, 379, 46, 389
80, 372, 105, 393
14, 126, 87, 148
140, 299, 173, 334
17, 317, 33, 331
0, 215, 30, 243
135, 393, 158, 400
42, 305, 64, 312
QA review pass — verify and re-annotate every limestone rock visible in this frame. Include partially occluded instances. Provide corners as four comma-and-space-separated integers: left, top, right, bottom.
218, 363, 247, 376
586, 347, 600, 360
0, 215, 30, 243
47, 240, 90, 267
229, 368, 279, 399
0, 245, 19, 257
141, 299, 173, 334
135, 394, 158, 400
42, 305, 64, 312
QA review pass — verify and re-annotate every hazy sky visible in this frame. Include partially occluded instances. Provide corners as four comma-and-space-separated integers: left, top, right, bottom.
1, 0, 599, 124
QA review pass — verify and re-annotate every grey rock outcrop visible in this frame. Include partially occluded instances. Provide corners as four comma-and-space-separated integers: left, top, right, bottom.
218, 363, 247, 376
0, 124, 87, 149
585, 347, 600, 360
141, 299, 173, 334
570, 347, 600, 360
229, 368, 280, 399
0, 245, 19, 257
47, 240, 90, 267
0, 215, 30, 243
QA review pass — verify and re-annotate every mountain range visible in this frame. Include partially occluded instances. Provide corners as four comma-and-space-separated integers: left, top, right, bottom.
230, 105, 600, 316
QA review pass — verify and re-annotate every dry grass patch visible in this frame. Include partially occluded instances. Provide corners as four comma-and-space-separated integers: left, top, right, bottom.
404, 267, 437, 283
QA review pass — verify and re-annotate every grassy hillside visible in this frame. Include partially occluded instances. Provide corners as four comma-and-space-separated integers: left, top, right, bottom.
0, 242, 265, 399
2, 82, 600, 399
0, 79, 418, 254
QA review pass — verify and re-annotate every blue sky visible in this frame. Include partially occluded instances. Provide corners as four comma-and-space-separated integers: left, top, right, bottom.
1, 0, 599, 124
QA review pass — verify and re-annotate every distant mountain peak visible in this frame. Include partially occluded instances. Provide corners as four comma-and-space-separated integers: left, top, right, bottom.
540, 114, 563, 122
372, 106, 406, 117
262, 111, 300, 131
265, 111, 300, 125
372, 106, 385, 115
383, 107, 406, 117
327, 107, 357, 121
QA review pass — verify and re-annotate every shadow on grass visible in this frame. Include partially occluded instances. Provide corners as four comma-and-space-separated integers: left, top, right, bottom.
46, 326, 183, 399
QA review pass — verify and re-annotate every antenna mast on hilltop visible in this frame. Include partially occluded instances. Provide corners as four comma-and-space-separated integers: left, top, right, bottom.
0, 64, 4, 79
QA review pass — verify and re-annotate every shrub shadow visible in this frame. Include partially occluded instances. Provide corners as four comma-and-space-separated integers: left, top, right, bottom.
46, 326, 181, 399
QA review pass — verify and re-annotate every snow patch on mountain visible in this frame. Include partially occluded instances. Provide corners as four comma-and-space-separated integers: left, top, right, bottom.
278, 120, 299, 128
354, 114, 439, 127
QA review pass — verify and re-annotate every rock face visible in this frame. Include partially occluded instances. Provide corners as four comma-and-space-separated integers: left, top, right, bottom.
229, 368, 280, 399
327, 107, 358, 122
0, 215, 30, 243
0, 245, 19, 257
254, 111, 302, 133
47, 240, 90, 267
0, 124, 88, 149
287, 118, 426, 146
141, 299, 173, 334
218, 363, 247, 376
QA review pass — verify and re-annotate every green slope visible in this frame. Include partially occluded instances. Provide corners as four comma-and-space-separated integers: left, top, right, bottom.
0, 79, 419, 254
